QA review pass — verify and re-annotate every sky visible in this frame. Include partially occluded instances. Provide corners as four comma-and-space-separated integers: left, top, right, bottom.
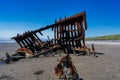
0, 0, 120, 40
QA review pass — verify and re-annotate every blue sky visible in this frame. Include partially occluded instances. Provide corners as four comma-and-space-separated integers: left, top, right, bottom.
0, 0, 120, 40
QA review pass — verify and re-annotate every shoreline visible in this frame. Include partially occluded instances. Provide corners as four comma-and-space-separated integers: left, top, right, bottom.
0, 42, 120, 80
86, 40, 120, 45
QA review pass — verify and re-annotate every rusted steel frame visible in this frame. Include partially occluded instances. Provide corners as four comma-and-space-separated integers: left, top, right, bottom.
56, 25, 59, 42
62, 25, 65, 47
76, 21, 82, 47
31, 32, 45, 49
11, 12, 87, 40
21, 34, 31, 47
54, 26, 57, 44
32, 34, 44, 48
59, 24, 68, 53
70, 23, 75, 48
24, 38, 31, 47
72, 24, 75, 47
47, 36, 50, 42
34, 24, 55, 33
64, 24, 67, 46
74, 22, 78, 47
38, 31, 43, 36
54, 20, 57, 44
56, 26, 58, 44
59, 24, 63, 46
58, 25, 63, 44
57, 24, 66, 51
67, 24, 71, 47
26, 37, 33, 45
27, 31, 43, 41
20, 39, 27, 48
11, 29, 43, 40
23, 40, 29, 48
25, 36, 37, 52
25, 36, 36, 51
23, 32, 33, 43
58, 26, 61, 40
56, 12, 86, 24
80, 22, 85, 47
79, 16, 86, 47
14, 36, 27, 48
14, 38, 23, 48
19, 41, 24, 48
33, 33, 42, 42
66, 25, 71, 53
28, 35, 39, 47
11, 11, 87, 52
27, 34, 40, 52
23, 38, 30, 48
74, 17, 85, 47
83, 13, 88, 30
17, 12, 86, 39
73, 22, 78, 47
33, 34, 42, 46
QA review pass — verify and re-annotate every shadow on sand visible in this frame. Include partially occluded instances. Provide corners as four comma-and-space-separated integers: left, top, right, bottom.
91, 52, 105, 58
95, 52, 105, 55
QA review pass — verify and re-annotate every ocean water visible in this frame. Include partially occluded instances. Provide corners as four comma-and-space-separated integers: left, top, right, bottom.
0, 61, 6, 66
0, 40, 15, 43
0, 41, 19, 59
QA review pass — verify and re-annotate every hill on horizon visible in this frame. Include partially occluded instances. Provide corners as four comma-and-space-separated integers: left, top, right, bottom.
86, 34, 120, 40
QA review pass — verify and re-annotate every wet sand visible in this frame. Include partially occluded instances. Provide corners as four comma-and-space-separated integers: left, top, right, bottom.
0, 41, 120, 80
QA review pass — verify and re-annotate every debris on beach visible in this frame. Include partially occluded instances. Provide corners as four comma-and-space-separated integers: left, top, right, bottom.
16, 47, 33, 58
72, 46, 91, 56
54, 54, 80, 80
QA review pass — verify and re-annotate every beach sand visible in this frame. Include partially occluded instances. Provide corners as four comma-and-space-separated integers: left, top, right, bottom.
0, 42, 120, 80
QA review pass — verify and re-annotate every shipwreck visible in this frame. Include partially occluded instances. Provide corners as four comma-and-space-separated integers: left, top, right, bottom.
4, 11, 94, 63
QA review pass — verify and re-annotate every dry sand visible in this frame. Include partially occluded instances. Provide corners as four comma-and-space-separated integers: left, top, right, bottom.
0, 41, 120, 80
